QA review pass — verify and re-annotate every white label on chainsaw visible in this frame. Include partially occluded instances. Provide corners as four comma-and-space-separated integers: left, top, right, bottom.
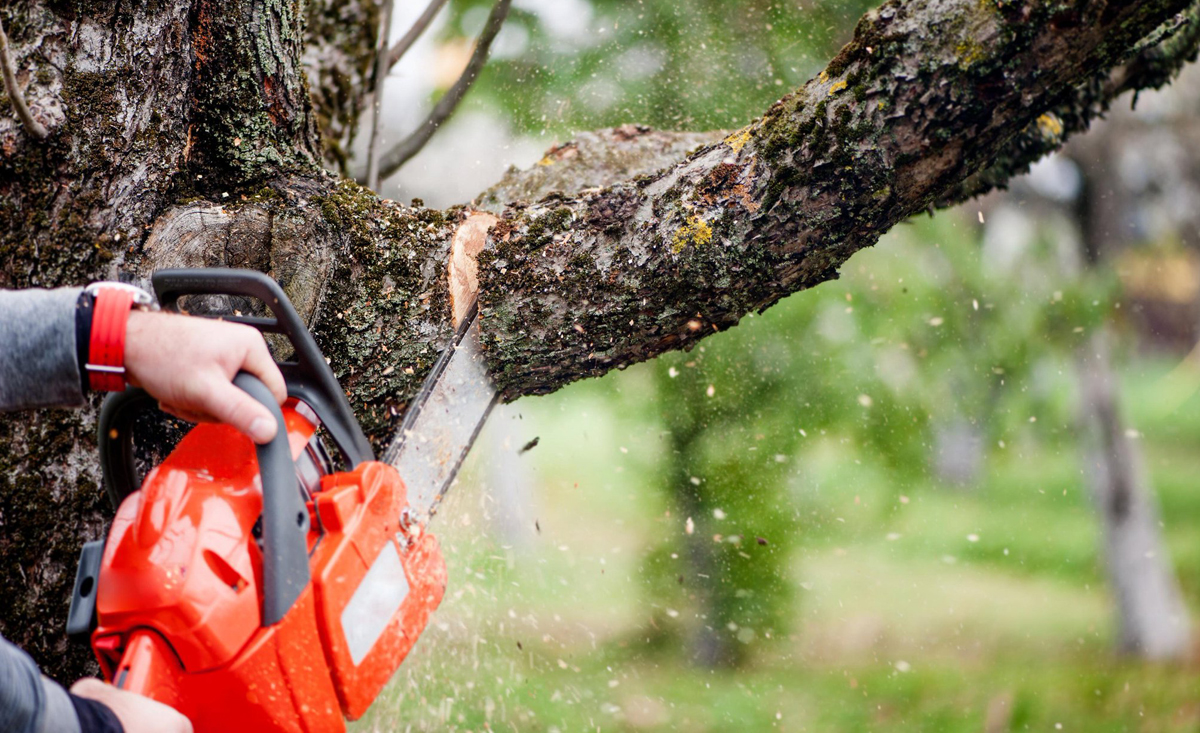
342, 543, 409, 666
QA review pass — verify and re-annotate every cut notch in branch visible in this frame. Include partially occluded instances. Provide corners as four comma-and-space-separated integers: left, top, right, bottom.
377, 0, 512, 180
0, 15, 47, 139
449, 211, 499, 327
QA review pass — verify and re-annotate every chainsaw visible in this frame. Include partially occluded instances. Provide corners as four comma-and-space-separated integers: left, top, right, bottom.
65, 268, 496, 732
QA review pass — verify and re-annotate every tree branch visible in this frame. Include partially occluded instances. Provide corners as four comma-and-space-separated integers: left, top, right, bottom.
0, 15, 47, 139
305, 0, 381, 174
935, 2, 1200, 207
377, 0, 512, 178
386, 0, 451, 73
472, 0, 1200, 400
475, 125, 728, 212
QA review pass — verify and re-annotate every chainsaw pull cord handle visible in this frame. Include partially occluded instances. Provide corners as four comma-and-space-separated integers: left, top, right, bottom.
96, 374, 310, 626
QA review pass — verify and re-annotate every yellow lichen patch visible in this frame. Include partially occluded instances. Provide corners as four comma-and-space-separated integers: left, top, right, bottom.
536, 156, 556, 167
828, 79, 848, 97
672, 215, 714, 254
954, 39, 987, 69
818, 70, 829, 84
1036, 112, 1064, 142
723, 127, 753, 154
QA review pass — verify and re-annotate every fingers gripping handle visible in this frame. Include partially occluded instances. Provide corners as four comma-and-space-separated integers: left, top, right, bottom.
233, 372, 310, 626
151, 267, 374, 467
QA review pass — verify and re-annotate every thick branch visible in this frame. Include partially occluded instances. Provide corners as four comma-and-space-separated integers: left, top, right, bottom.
475, 125, 727, 212
938, 1, 1200, 206
304, 0, 380, 174
473, 0, 1199, 400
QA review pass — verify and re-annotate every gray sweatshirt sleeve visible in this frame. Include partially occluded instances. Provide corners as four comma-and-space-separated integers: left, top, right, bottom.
0, 287, 86, 411
0, 635, 82, 733
0, 291, 88, 727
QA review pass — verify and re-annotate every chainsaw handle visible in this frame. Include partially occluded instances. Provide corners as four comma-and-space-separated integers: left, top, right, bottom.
96, 373, 310, 626
97, 387, 158, 509
150, 268, 373, 469
234, 371, 311, 625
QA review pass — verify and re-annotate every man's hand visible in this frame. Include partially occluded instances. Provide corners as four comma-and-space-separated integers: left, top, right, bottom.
123, 311, 287, 444
70, 678, 193, 733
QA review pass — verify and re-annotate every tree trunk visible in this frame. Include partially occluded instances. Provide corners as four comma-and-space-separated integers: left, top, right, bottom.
1067, 120, 1194, 658
1076, 330, 1192, 659
0, 0, 1197, 682
664, 421, 740, 668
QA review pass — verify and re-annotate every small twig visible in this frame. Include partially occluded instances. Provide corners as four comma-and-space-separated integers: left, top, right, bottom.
386, 0, 451, 74
0, 15, 47, 139
365, 0, 395, 191
378, 0, 512, 180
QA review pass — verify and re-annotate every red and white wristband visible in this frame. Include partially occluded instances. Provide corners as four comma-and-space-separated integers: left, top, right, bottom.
83, 282, 156, 392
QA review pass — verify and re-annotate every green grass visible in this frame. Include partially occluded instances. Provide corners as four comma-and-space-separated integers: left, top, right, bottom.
348, 356, 1200, 732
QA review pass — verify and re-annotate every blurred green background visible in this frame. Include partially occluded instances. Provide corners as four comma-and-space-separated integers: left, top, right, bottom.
355, 0, 1200, 730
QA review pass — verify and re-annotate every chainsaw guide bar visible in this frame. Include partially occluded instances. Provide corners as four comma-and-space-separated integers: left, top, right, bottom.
382, 303, 497, 524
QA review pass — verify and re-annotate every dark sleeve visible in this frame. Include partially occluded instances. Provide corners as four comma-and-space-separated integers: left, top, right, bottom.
0, 287, 86, 411
0, 635, 82, 733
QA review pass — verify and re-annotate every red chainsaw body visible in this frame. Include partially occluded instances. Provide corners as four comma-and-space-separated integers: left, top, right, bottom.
91, 400, 447, 731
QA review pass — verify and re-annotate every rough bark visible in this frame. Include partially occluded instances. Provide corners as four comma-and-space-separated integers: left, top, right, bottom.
304, 0, 380, 175
0, 0, 1196, 683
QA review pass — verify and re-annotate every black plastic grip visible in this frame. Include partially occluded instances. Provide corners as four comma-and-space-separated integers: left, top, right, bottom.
66, 540, 105, 641
151, 268, 374, 468
97, 387, 159, 509
233, 372, 310, 626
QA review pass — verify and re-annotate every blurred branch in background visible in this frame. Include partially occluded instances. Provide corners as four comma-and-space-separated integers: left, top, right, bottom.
986, 144, 1193, 660
387, 0, 452, 73
648, 351, 797, 668
377, 0, 513, 180
975, 57, 1200, 659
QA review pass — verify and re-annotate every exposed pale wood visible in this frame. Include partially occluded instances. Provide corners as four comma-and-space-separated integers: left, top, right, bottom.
450, 212, 499, 326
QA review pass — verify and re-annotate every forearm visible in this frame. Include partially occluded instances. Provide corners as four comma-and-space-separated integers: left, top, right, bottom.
0, 635, 81, 733
0, 288, 86, 411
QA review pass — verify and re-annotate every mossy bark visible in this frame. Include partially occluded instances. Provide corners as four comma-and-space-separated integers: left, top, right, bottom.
0, 0, 1195, 683
476, 0, 1200, 399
